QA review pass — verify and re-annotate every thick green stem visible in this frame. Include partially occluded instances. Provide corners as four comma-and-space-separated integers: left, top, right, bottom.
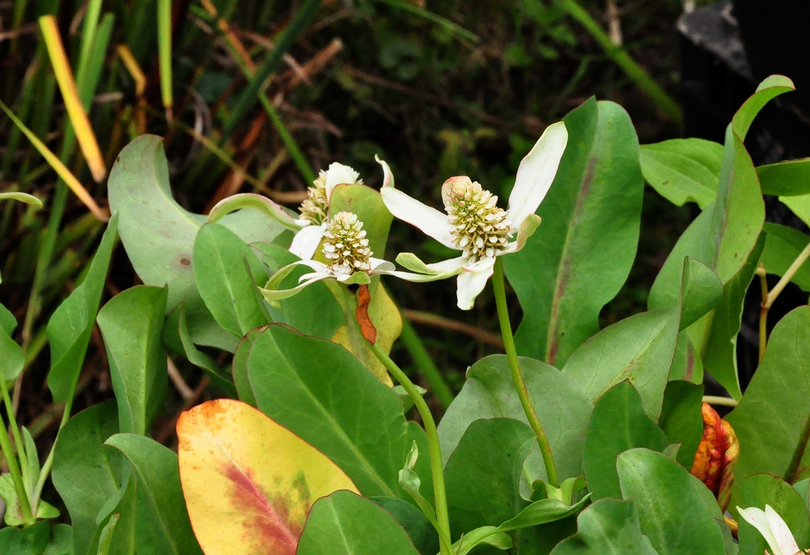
492, 258, 559, 488
369, 343, 453, 555
0, 399, 33, 525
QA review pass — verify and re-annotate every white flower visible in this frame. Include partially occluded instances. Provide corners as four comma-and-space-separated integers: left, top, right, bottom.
289, 162, 363, 260
379, 121, 568, 310
260, 211, 442, 305
737, 505, 803, 555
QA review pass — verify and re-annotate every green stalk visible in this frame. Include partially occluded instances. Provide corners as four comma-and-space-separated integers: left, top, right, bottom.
369, 343, 454, 555
257, 95, 316, 184
492, 258, 559, 488
0, 379, 30, 491
0, 404, 33, 525
398, 317, 453, 410
157, 0, 174, 121
553, 0, 682, 125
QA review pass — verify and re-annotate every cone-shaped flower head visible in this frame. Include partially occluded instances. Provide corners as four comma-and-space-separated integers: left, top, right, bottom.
260, 211, 443, 305
737, 504, 804, 555
290, 163, 363, 260
379, 121, 568, 309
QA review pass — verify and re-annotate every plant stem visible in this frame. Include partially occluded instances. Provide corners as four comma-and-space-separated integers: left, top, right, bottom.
0, 379, 29, 490
369, 342, 454, 555
492, 258, 559, 488
765, 241, 810, 309
756, 264, 768, 364
0, 400, 34, 525
553, 0, 683, 125
398, 317, 454, 410
702, 395, 738, 408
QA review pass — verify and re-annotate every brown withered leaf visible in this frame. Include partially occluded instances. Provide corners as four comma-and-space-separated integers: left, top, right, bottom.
355, 284, 377, 344
690, 403, 739, 512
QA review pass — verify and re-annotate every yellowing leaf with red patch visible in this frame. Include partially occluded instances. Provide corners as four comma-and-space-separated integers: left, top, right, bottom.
177, 399, 358, 555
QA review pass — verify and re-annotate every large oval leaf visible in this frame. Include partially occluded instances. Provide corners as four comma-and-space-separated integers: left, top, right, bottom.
737, 474, 810, 555
108, 135, 287, 350
505, 98, 643, 367
726, 306, 810, 492
106, 433, 202, 555
549, 499, 659, 555
192, 223, 269, 338
298, 491, 420, 555
640, 138, 723, 209
177, 399, 358, 555
583, 381, 668, 501
438, 355, 592, 484
245, 324, 432, 502
97, 285, 168, 436
617, 449, 728, 555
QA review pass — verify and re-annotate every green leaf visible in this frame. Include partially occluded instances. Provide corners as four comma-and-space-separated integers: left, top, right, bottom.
97, 285, 168, 435
44, 524, 72, 555
780, 194, 810, 228
617, 449, 727, 555
398, 442, 441, 538
0, 473, 59, 525
697, 234, 765, 401
96, 514, 119, 555
680, 257, 725, 331
438, 355, 592, 486
563, 308, 678, 421
108, 135, 287, 350
246, 324, 432, 503
505, 99, 644, 367
192, 223, 268, 337
52, 401, 124, 555
370, 497, 440, 555
549, 499, 659, 555
732, 75, 795, 141
47, 212, 118, 402
104, 433, 202, 555
0, 521, 49, 555
583, 381, 668, 500
231, 325, 265, 406
640, 138, 723, 209
0, 303, 16, 335
0, 325, 24, 380
726, 306, 810, 491
649, 77, 793, 398
737, 474, 810, 555
758, 158, 810, 196
794, 479, 810, 514
297, 491, 420, 555
444, 418, 535, 540
761, 223, 810, 291
657, 380, 704, 469
162, 303, 236, 396
0, 192, 42, 207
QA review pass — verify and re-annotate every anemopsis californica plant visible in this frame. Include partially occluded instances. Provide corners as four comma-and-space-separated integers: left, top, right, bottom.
379, 121, 568, 309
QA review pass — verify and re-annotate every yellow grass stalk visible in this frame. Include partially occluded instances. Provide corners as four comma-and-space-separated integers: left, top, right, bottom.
0, 99, 108, 221
38, 15, 107, 183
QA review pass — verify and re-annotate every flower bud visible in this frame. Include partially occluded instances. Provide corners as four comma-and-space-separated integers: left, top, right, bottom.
690, 403, 739, 512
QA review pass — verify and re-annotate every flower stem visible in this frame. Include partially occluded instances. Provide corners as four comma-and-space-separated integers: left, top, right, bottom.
492, 257, 559, 488
369, 343, 454, 555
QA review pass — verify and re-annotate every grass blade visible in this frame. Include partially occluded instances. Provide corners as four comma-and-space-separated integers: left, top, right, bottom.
0, 98, 106, 220
157, 0, 173, 122
38, 15, 107, 182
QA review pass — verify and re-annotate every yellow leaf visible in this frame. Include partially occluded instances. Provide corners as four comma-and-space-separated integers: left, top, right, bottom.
177, 399, 358, 555
39, 15, 106, 183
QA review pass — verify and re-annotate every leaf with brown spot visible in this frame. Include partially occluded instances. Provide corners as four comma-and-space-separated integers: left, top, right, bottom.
177, 399, 358, 555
